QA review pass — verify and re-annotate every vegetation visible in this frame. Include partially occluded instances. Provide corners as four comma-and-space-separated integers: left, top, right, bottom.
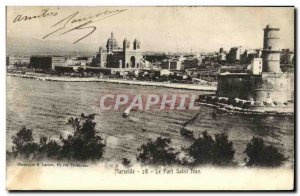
137, 137, 179, 165
7, 114, 105, 162
245, 137, 286, 167
136, 131, 235, 166
60, 114, 105, 161
7, 116, 287, 167
38, 136, 61, 159
213, 133, 235, 165
187, 131, 235, 165
122, 158, 131, 167
9, 126, 39, 159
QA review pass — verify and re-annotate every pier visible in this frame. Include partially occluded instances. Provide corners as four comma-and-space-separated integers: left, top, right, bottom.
7, 73, 217, 91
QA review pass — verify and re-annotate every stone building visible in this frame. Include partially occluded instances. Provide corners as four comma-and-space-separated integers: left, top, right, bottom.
241, 49, 262, 64
161, 58, 184, 70
249, 58, 263, 75
226, 46, 244, 63
280, 49, 294, 65
51, 56, 66, 70
216, 25, 294, 106
30, 56, 52, 70
97, 32, 143, 69
7, 56, 30, 68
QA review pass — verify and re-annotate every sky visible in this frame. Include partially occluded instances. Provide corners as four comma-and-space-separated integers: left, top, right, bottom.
7, 6, 294, 54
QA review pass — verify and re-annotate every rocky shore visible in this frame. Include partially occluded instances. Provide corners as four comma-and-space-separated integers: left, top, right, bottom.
198, 95, 294, 115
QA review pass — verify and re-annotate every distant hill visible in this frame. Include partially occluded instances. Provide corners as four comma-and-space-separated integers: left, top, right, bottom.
6, 36, 98, 56
6, 37, 193, 57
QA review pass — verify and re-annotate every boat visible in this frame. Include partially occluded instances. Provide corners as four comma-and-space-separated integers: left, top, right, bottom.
122, 112, 129, 118
212, 109, 217, 119
180, 127, 194, 139
122, 107, 131, 118
183, 112, 200, 126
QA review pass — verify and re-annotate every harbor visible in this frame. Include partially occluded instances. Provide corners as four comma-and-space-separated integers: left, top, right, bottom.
6, 76, 295, 166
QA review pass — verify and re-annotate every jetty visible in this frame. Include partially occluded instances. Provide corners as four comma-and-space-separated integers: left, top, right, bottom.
7, 73, 217, 91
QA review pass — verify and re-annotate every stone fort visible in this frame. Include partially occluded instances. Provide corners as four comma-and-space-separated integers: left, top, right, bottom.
97, 32, 143, 69
216, 24, 294, 106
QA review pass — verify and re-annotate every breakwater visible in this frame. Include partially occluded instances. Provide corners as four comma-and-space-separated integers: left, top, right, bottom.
7, 73, 217, 91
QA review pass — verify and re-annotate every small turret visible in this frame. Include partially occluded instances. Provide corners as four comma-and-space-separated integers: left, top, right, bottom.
133, 39, 140, 50
123, 38, 130, 51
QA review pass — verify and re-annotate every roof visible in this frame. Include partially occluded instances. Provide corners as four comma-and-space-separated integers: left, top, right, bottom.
106, 32, 119, 49
264, 24, 280, 30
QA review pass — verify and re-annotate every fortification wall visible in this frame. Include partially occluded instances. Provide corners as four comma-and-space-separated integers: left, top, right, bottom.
217, 74, 254, 99
217, 73, 294, 103
252, 73, 293, 103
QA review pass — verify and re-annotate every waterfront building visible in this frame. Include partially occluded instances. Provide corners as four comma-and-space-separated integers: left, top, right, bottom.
51, 56, 66, 70
75, 57, 88, 66
160, 69, 171, 76
161, 58, 184, 70
97, 32, 143, 69
7, 56, 30, 69
30, 56, 52, 70
87, 57, 93, 65
64, 56, 88, 66
249, 58, 263, 75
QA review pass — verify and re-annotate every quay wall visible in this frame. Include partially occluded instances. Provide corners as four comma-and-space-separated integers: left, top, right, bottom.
217, 72, 294, 103
7, 73, 217, 91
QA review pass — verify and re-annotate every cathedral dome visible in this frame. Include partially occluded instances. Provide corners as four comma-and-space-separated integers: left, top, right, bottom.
106, 32, 119, 51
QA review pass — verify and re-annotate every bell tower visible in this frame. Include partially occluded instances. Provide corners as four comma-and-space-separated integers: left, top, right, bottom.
123, 38, 130, 51
133, 39, 140, 50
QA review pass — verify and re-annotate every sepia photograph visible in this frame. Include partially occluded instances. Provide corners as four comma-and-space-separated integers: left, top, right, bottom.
5, 6, 295, 191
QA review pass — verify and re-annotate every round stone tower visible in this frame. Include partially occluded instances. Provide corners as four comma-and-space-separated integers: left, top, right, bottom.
262, 24, 281, 73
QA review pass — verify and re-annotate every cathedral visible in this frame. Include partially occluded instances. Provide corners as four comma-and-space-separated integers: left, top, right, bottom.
97, 32, 143, 69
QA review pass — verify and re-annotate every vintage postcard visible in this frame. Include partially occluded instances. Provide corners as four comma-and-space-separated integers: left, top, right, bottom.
6, 6, 295, 190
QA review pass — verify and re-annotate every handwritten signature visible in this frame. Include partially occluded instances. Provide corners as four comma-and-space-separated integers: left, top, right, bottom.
43, 9, 127, 44
13, 8, 127, 44
13, 9, 59, 23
